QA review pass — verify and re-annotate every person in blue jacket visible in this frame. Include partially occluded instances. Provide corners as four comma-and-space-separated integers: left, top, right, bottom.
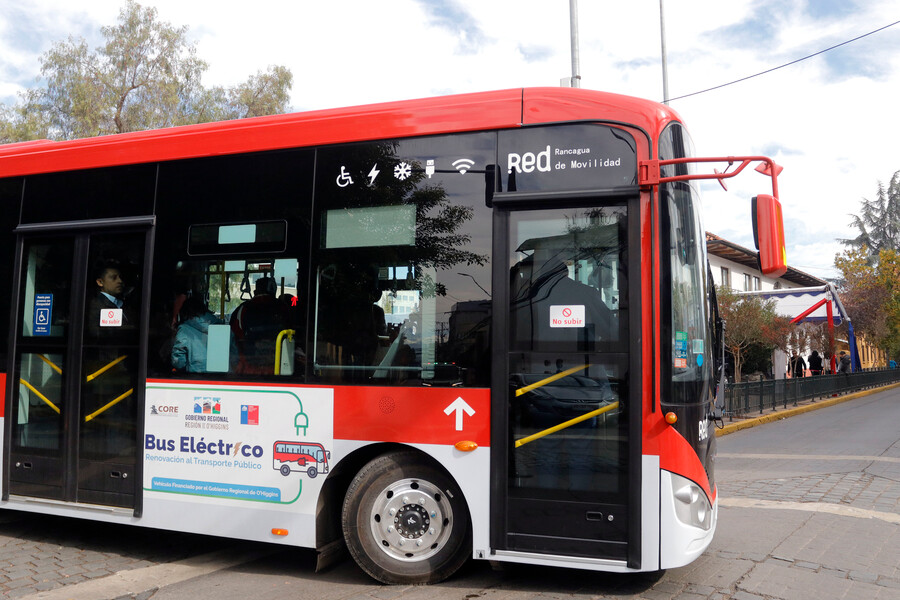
171, 296, 234, 373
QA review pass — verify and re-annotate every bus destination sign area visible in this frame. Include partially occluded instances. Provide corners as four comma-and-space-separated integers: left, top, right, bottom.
499, 124, 637, 194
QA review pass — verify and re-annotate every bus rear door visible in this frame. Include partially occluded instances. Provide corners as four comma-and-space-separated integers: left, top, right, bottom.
6, 225, 150, 510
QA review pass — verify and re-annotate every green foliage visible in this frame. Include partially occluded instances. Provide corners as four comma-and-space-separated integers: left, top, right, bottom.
740, 342, 775, 376
0, 1, 292, 143
835, 246, 900, 361
717, 286, 792, 382
842, 170, 900, 264
836, 169, 900, 362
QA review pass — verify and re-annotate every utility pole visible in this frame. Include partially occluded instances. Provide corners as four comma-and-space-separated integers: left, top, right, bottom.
659, 0, 670, 103
569, 0, 581, 88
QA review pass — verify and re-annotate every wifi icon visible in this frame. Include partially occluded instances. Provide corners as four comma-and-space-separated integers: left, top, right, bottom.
452, 158, 476, 174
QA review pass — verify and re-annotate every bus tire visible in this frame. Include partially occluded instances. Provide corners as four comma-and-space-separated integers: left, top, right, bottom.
280, 464, 291, 476
307, 466, 317, 478
341, 450, 471, 584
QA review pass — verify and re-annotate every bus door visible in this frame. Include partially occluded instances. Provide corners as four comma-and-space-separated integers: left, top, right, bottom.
493, 203, 639, 565
7, 226, 150, 510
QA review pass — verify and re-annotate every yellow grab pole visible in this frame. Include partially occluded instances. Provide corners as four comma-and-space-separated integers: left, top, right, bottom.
515, 401, 619, 448
515, 364, 590, 397
37, 354, 63, 375
84, 388, 133, 422
274, 329, 295, 375
19, 379, 61, 414
85, 355, 128, 382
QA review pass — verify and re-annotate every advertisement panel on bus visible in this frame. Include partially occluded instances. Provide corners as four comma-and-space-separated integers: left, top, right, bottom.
143, 382, 333, 510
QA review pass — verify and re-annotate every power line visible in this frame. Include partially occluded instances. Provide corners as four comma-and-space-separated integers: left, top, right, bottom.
668, 19, 900, 103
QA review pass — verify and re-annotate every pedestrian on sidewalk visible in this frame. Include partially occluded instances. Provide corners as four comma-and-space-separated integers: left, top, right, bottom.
790, 351, 806, 378
837, 350, 851, 373
808, 350, 823, 375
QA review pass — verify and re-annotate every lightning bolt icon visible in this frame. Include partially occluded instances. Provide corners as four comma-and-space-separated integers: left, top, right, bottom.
233, 442, 242, 456
368, 164, 380, 186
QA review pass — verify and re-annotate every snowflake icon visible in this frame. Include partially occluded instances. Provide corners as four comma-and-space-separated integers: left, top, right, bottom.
394, 162, 412, 180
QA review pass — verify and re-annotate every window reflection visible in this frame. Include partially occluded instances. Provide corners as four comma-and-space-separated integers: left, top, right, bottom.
312, 134, 494, 387
507, 207, 629, 499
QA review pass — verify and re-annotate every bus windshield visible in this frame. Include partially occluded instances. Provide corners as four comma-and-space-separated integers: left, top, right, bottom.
660, 124, 715, 406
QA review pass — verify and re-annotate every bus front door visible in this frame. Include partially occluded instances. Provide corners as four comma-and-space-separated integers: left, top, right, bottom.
7, 229, 149, 510
494, 205, 638, 566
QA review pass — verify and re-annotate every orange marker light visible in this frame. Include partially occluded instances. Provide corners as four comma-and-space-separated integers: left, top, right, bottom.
665, 412, 678, 425
271, 528, 289, 536
454, 440, 478, 452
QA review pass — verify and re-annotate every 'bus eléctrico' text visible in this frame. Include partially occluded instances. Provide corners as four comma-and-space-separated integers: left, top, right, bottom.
144, 434, 263, 458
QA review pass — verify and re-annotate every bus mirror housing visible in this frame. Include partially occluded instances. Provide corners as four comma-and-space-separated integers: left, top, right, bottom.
638, 155, 788, 278
751, 194, 787, 277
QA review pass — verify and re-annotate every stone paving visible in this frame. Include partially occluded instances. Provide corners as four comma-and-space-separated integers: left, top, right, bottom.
722, 470, 900, 514
0, 512, 222, 599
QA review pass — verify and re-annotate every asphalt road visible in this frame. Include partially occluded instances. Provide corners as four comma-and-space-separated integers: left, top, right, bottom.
3, 383, 899, 600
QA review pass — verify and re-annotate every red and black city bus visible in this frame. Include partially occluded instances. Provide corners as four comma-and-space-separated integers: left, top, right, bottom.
0, 88, 786, 584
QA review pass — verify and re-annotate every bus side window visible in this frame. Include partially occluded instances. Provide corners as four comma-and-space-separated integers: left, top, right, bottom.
314, 261, 425, 385
158, 257, 303, 378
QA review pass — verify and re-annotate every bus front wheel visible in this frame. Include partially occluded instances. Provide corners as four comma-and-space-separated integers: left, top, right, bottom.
341, 450, 471, 584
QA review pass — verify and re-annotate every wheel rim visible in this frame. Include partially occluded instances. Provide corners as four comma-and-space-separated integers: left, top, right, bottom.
368, 477, 453, 562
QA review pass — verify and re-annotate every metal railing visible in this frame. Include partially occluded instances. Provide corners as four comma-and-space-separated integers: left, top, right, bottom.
723, 368, 900, 420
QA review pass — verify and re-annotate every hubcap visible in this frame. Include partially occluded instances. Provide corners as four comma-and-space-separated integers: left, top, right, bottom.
369, 478, 452, 562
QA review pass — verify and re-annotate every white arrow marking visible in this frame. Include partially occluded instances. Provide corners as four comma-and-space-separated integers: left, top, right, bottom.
443, 397, 475, 431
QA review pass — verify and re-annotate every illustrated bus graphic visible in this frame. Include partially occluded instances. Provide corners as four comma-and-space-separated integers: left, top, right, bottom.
273, 441, 330, 478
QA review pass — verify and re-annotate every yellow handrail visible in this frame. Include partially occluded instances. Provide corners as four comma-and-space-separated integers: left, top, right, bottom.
37, 354, 63, 375
19, 378, 61, 414
274, 329, 295, 375
515, 364, 590, 397
515, 401, 619, 448
85, 355, 128, 382
84, 388, 133, 422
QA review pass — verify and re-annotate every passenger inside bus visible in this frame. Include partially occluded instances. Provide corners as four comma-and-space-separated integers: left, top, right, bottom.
85, 260, 136, 338
230, 276, 290, 374
171, 296, 236, 373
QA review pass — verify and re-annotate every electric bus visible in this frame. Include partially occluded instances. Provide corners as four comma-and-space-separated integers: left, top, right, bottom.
0, 87, 787, 584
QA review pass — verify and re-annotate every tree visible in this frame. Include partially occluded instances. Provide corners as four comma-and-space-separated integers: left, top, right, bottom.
842, 170, 900, 264
834, 246, 900, 361
717, 286, 792, 382
0, 1, 292, 143
838, 170, 900, 363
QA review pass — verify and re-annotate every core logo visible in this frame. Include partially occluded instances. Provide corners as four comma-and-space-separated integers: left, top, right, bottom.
507, 145, 551, 174
150, 404, 179, 416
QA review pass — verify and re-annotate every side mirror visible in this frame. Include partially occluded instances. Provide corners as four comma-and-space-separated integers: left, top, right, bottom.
751, 194, 787, 277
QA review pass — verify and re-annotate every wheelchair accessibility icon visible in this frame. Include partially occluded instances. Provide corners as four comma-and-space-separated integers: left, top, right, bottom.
336, 166, 354, 188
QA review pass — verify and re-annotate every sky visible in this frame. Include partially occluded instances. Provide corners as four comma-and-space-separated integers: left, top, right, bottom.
1, 0, 898, 280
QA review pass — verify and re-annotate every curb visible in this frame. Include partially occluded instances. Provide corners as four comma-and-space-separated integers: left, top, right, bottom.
718, 382, 900, 436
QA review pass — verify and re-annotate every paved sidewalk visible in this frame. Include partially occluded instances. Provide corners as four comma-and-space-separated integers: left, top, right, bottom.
0, 513, 228, 598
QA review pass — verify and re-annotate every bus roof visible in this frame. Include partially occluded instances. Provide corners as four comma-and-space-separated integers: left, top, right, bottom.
0, 88, 682, 178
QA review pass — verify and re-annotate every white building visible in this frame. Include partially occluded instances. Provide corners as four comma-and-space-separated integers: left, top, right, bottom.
706, 232, 826, 291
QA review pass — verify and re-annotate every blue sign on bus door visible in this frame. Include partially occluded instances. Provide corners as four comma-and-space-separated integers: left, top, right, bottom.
33, 294, 53, 336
